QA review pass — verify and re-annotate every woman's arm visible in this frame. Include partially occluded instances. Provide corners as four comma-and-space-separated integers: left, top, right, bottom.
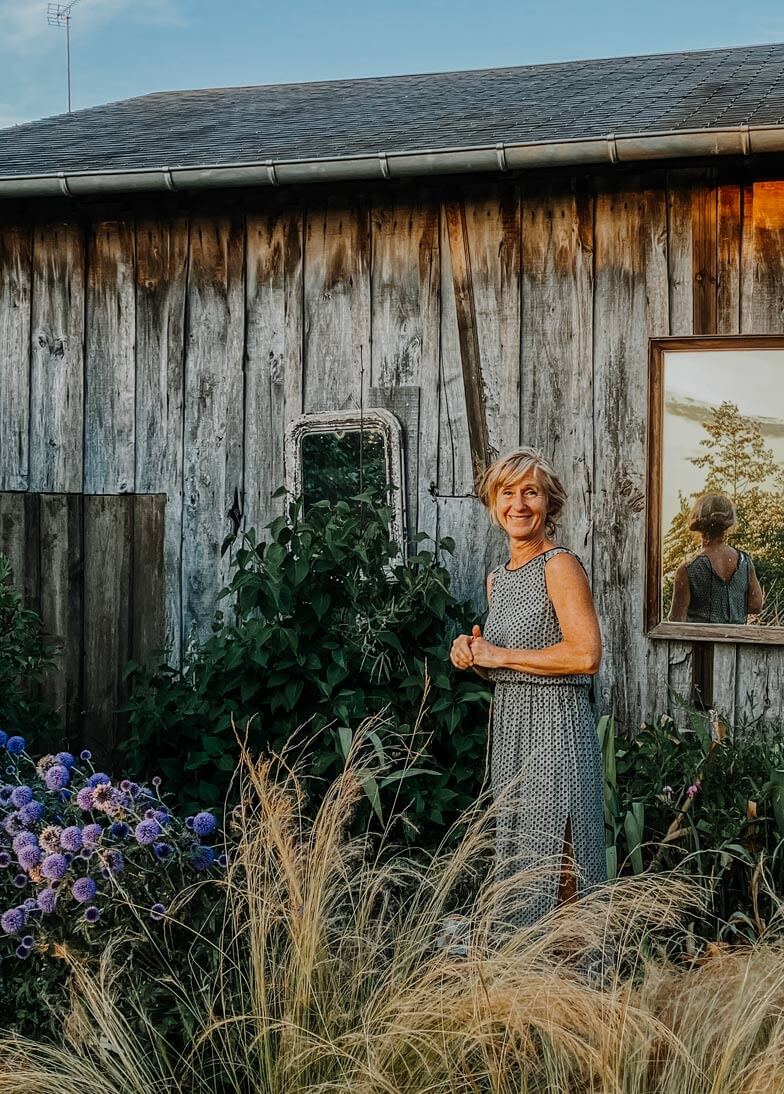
469, 572, 496, 681
746, 557, 764, 616
668, 563, 690, 622
470, 553, 601, 677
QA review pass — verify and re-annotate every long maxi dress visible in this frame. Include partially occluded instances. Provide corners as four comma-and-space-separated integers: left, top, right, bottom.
482, 546, 606, 928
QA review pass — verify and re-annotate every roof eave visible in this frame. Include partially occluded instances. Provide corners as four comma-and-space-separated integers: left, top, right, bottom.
0, 122, 774, 199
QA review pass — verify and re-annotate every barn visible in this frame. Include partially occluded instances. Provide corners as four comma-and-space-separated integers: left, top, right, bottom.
1, 41, 784, 747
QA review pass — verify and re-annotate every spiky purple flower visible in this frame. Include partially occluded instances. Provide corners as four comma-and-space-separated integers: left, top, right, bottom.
82, 823, 103, 848
5, 737, 25, 755
20, 935, 34, 949
84, 905, 101, 924
10, 786, 32, 808
3, 815, 23, 837
55, 752, 75, 768
44, 765, 70, 790
190, 845, 216, 871
1, 907, 26, 935
12, 874, 27, 888
18, 801, 44, 825
191, 811, 217, 838
12, 832, 38, 852
36, 888, 58, 914
0, 852, 11, 868
15, 943, 31, 959
100, 850, 124, 875
79, 750, 92, 761
149, 903, 166, 921
71, 876, 97, 904
40, 853, 68, 882
109, 822, 130, 840
17, 844, 42, 872
76, 787, 95, 811
134, 819, 161, 846
87, 773, 111, 788
60, 826, 83, 853
153, 842, 173, 859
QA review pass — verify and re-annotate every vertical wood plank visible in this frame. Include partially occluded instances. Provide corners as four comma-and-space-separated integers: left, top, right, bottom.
438, 184, 520, 496
131, 493, 166, 670
83, 494, 132, 759
0, 225, 32, 491
84, 220, 136, 494
0, 491, 39, 609
135, 215, 188, 664
371, 191, 440, 539
435, 495, 507, 610
520, 179, 594, 573
593, 177, 668, 730
736, 181, 784, 726
303, 198, 370, 413
182, 216, 245, 644
244, 203, 304, 535
38, 492, 83, 731
29, 222, 85, 492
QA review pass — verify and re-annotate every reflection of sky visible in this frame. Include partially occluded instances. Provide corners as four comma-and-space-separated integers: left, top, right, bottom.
665, 350, 784, 420
662, 350, 784, 532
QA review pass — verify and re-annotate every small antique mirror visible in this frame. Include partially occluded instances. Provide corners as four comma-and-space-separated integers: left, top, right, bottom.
285, 409, 407, 554
647, 336, 784, 644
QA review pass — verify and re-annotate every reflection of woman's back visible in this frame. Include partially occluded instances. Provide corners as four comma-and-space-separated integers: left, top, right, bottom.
669, 492, 764, 625
685, 550, 749, 624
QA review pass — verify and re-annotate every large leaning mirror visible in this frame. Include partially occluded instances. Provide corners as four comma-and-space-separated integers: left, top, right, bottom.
647, 336, 784, 645
284, 409, 407, 555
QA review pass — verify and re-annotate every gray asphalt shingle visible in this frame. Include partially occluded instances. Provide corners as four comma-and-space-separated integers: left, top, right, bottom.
2, 42, 784, 177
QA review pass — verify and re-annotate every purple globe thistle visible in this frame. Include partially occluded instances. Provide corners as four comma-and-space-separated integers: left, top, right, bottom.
84, 905, 101, 924
36, 888, 58, 914
20, 934, 34, 949
149, 903, 166, 921
12, 873, 27, 889
151, 775, 162, 788
17, 844, 42, 872
0, 852, 11, 868
76, 787, 95, 811
9, 786, 33, 808
191, 811, 218, 838
108, 822, 130, 840
185, 817, 194, 830
44, 764, 70, 791
5, 737, 26, 756
3, 814, 24, 837
152, 809, 171, 828
1, 907, 26, 935
71, 877, 97, 904
99, 850, 124, 875
87, 772, 111, 788
79, 750, 92, 762
55, 752, 75, 769
134, 819, 161, 846
39, 825, 63, 854
18, 801, 44, 826
82, 824, 103, 848
190, 845, 216, 872
40, 853, 68, 882
12, 832, 38, 852
22, 898, 37, 912
60, 826, 83, 853
153, 842, 173, 859
15, 943, 31, 959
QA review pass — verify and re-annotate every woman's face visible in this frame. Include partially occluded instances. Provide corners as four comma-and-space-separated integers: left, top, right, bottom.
495, 472, 549, 542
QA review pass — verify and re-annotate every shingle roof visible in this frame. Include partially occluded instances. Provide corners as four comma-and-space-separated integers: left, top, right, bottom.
2, 42, 784, 177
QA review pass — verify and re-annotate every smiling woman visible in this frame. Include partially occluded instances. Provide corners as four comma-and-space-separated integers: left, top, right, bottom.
449, 447, 606, 932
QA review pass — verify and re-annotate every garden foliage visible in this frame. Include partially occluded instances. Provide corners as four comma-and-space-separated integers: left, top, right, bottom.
122, 492, 492, 837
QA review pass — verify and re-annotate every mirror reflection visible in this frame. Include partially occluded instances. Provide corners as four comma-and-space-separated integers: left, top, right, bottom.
662, 349, 784, 627
301, 428, 388, 509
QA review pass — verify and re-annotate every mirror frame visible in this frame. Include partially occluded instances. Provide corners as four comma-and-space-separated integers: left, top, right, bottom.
284, 408, 407, 556
646, 334, 784, 646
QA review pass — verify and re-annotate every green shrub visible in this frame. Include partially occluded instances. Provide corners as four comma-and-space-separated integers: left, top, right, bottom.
121, 493, 491, 842
0, 554, 60, 752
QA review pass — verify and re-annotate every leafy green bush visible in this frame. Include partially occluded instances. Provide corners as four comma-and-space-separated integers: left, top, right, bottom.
121, 493, 491, 842
0, 554, 60, 753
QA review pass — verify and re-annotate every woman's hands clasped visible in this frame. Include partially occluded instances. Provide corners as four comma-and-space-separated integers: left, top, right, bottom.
449, 625, 501, 671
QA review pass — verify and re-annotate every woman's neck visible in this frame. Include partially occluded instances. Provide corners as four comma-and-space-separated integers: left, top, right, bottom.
508, 536, 553, 568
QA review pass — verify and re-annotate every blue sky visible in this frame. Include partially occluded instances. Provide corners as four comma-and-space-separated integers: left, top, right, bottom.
0, 0, 780, 129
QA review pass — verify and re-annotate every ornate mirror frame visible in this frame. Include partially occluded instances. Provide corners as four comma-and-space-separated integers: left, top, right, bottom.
284, 408, 407, 556
646, 334, 784, 646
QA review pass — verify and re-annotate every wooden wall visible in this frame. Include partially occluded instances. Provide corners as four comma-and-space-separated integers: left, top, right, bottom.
1, 166, 783, 732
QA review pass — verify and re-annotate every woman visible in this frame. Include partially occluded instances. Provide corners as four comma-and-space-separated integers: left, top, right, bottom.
449, 447, 605, 928
669, 493, 763, 624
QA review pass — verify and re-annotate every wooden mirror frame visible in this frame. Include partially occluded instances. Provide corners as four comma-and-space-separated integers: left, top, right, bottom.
284, 408, 407, 556
646, 334, 784, 646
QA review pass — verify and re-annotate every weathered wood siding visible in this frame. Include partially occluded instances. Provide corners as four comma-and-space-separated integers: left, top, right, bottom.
1, 166, 784, 732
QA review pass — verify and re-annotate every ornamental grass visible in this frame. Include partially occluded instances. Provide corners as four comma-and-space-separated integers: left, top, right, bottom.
2, 723, 784, 1093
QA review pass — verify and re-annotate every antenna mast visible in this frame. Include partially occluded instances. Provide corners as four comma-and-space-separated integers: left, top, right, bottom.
47, 0, 82, 113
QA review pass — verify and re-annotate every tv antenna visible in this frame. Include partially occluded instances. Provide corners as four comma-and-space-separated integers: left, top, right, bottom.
47, 0, 82, 113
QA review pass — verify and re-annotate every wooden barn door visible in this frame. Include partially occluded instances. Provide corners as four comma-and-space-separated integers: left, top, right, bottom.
0, 491, 165, 757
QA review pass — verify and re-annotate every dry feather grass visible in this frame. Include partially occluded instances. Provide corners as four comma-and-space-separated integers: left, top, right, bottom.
1, 721, 784, 1093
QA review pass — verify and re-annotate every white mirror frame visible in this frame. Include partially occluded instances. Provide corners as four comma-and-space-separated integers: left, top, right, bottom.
284, 409, 407, 557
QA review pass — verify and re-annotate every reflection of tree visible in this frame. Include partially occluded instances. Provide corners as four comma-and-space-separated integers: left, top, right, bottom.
663, 401, 784, 624
302, 430, 388, 509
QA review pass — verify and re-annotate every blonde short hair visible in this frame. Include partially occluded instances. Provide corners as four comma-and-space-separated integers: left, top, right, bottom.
476, 447, 567, 538
688, 492, 736, 537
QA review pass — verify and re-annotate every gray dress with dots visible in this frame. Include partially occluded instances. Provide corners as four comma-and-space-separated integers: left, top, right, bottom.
483, 547, 606, 927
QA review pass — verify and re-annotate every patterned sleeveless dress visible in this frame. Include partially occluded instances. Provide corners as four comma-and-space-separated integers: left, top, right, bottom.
483, 547, 606, 928
685, 550, 750, 624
